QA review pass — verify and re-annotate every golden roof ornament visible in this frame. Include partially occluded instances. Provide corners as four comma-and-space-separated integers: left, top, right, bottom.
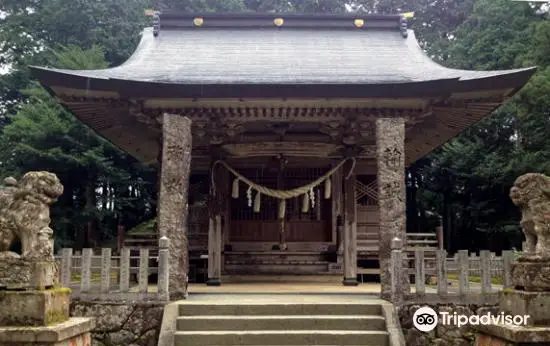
193, 17, 204, 27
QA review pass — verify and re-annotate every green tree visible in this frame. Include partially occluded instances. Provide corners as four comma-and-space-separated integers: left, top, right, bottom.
0, 0, 150, 116
414, 0, 547, 252
0, 45, 157, 249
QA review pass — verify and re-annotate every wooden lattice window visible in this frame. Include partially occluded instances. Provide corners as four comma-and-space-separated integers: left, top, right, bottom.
188, 174, 209, 237
356, 175, 378, 206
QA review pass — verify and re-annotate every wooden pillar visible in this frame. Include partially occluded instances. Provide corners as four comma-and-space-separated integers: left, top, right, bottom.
221, 168, 230, 272
277, 158, 287, 251
332, 165, 343, 260
343, 159, 358, 286
207, 159, 223, 286
376, 117, 407, 299
157, 113, 192, 299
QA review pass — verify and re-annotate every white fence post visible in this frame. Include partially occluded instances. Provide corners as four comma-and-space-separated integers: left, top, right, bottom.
120, 248, 131, 292
81, 248, 92, 293
436, 249, 448, 295
100, 248, 112, 293
480, 250, 492, 294
60, 248, 73, 287
414, 248, 425, 296
139, 248, 150, 294
390, 237, 404, 305
158, 236, 170, 300
458, 250, 469, 295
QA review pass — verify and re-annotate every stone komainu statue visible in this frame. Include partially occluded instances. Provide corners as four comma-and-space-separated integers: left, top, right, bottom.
510, 173, 550, 257
0, 171, 63, 260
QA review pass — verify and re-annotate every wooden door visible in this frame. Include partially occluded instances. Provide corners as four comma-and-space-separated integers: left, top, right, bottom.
229, 167, 332, 243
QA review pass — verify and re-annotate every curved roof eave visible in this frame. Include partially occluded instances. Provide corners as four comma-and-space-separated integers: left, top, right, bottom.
30, 25, 536, 99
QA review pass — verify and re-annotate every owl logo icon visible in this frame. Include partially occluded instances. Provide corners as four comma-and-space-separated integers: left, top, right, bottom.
413, 306, 438, 332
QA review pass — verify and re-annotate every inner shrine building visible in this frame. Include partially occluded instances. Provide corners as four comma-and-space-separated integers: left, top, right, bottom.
31, 12, 534, 298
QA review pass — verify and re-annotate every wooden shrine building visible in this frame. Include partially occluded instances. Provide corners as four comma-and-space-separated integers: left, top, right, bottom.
31, 12, 535, 298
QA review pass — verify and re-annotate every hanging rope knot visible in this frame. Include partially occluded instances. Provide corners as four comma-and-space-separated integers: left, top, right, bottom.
211, 157, 356, 212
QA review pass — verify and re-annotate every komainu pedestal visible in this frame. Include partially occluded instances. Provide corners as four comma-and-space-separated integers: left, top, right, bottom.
0, 257, 57, 290
0, 172, 95, 346
512, 257, 550, 292
475, 173, 550, 345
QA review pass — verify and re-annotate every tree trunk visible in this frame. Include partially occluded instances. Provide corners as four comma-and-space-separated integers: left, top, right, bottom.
85, 177, 98, 248
406, 167, 419, 233
443, 189, 452, 252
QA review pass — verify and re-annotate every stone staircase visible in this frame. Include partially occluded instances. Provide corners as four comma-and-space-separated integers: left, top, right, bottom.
167, 297, 403, 346
223, 251, 332, 275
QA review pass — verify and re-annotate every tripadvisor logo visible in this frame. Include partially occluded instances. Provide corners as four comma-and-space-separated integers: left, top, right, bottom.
412, 306, 530, 332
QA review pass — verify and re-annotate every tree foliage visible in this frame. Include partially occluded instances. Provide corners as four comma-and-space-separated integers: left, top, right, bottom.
413, 0, 550, 252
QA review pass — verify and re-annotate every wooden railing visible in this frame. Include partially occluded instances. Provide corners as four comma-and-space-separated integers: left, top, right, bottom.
358, 229, 442, 254
55, 237, 170, 301
391, 237, 516, 305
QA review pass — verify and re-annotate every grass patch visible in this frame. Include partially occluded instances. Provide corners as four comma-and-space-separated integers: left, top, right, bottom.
71, 270, 119, 283
447, 273, 504, 285
127, 218, 156, 235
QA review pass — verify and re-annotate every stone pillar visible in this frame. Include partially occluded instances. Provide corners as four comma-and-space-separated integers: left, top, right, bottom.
343, 159, 358, 286
376, 118, 407, 299
157, 114, 192, 299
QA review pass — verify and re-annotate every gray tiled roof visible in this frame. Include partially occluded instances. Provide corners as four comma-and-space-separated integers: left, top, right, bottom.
35, 27, 532, 85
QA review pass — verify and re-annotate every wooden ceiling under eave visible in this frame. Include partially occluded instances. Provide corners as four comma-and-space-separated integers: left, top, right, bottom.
60, 99, 161, 163
53, 86, 516, 168
405, 98, 509, 164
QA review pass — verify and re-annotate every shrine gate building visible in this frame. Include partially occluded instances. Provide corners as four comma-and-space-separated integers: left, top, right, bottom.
31, 12, 535, 298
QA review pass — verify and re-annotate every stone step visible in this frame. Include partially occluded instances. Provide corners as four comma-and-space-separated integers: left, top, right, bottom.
177, 315, 387, 331
222, 274, 342, 283
178, 303, 382, 316
224, 252, 326, 262
225, 260, 328, 265
173, 330, 389, 346
224, 263, 329, 275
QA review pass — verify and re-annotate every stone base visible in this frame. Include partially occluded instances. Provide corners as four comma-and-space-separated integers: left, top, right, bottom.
0, 317, 95, 346
206, 278, 221, 286
343, 277, 359, 286
0, 258, 57, 290
0, 288, 70, 326
475, 324, 550, 345
500, 289, 550, 325
512, 259, 550, 291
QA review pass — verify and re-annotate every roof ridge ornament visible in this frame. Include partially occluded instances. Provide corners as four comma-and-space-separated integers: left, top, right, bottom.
194, 17, 204, 27
399, 16, 408, 38
153, 11, 160, 37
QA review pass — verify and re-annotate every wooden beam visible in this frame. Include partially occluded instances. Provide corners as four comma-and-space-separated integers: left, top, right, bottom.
142, 98, 428, 109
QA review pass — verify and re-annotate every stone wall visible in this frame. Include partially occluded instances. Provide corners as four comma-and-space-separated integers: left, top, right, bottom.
400, 303, 500, 346
70, 301, 165, 346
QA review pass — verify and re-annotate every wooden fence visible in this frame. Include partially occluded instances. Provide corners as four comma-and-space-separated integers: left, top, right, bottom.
55, 237, 170, 301
391, 237, 517, 305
